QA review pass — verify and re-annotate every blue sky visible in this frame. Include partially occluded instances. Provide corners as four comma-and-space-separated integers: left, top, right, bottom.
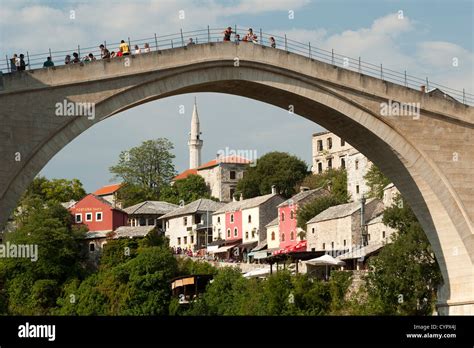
0, 0, 472, 192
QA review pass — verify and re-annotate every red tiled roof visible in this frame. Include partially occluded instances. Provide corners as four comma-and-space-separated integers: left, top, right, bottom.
93, 183, 122, 196
173, 168, 198, 181
198, 155, 252, 170
173, 156, 252, 181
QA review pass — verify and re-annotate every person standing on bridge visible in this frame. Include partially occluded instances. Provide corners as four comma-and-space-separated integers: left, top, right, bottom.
10, 54, 18, 72
43, 56, 54, 68
270, 37, 276, 48
120, 40, 130, 56
144, 43, 151, 53
223, 26, 233, 41
18, 54, 27, 71
99, 44, 110, 59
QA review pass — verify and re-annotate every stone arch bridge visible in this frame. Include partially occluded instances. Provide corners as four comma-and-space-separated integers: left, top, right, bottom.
0, 42, 472, 314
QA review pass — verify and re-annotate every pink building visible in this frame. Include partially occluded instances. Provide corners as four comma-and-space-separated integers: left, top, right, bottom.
278, 187, 329, 250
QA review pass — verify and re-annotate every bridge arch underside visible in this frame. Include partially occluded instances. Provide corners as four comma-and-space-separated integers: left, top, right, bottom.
2, 65, 473, 314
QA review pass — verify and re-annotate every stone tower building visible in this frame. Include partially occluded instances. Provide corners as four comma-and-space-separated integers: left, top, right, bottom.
188, 98, 203, 169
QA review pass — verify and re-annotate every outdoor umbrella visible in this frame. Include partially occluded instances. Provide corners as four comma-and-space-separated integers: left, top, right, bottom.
305, 254, 345, 280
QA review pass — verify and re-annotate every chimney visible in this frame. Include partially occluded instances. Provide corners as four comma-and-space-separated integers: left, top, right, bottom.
240, 193, 244, 201
299, 186, 310, 193
271, 185, 277, 195
360, 196, 367, 246
420, 85, 426, 93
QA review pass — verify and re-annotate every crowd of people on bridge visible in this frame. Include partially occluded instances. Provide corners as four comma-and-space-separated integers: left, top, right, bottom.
7, 27, 277, 72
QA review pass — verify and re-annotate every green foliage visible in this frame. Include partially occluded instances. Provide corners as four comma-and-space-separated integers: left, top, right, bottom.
328, 271, 352, 313
57, 246, 178, 315
176, 257, 218, 276
297, 195, 347, 230
364, 165, 391, 199
361, 196, 442, 315
0, 200, 88, 315
22, 176, 86, 203
161, 174, 215, 204
110, 138, 176, 205
236, 152, 309, 199
299, 168, 349, 202
99, 238, 140, 269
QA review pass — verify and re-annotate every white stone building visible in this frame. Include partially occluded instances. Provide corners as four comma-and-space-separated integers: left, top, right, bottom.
346, 152, 372, 202
306, 198, 384, 252
160, 198, 225, 251
311, 131, 354, 173
265, 217, 280, 250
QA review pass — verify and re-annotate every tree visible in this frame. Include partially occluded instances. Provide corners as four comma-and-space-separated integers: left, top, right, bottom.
21, 176, 86, 203
361, 195, 442, 315
161, 174, 215, 204
364, 165, 391, 199
298, 168, 349, 202
297, 195, 347, 231
0, 200, 88, 315
110, 139, 176, 203
236, 152, 308, 199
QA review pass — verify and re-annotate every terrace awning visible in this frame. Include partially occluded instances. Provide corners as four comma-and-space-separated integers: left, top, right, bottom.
212, 244, 238, 253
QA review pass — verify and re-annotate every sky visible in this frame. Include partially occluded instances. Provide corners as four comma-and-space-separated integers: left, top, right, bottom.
0, 0, 472, 193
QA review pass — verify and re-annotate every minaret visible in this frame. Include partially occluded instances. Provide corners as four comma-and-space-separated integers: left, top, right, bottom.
188, 97, 203, 169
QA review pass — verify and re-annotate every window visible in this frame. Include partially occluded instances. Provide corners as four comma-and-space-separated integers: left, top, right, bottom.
230, 214, 234, 223
312, 228, 315, 234
290, 231, 294, 241
368, 234, 371, 241
234, 228, 238, 237
139, 218, 146, 226
248, 215, 252, 223
183, 217, 187, 226
281, 212, 285, 221
327, 137, 332, 149
148, 218, 154, 226
322, 243, 325, 250
327, 158, 332, 169
217, 216, 221, 223
311, 248, 316, 252
341, 139, 345, 147
331, 241, 334, 249
281, 233, 285, 242
75, 213, 82, 223
317, 140, 323, 151
340, 158, 346, 169
230, 188, 235, 199
343, 239, 346, 247
382, 231, 386, 238
245, 231, 249, 239
191, 236, 194, 244
184, 236, 187, 244
96, 212, 103, 221
195, 214, 202, 224
85, 213, 92, 222
271, 232, 275, 241
227, 229, 231, 238
218, 230, 222, 239
252, 229, 255, 238
177, 237, 181, 245
318, 162, 323, 173
355, 160, 359, 170
230, 171, 236, 180
356, 185, 360, 194
89, 243, 95, 252
290, 210, 294, 219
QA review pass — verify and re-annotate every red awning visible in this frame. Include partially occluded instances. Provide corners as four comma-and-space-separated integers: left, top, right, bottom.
272, 240, 307, 255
